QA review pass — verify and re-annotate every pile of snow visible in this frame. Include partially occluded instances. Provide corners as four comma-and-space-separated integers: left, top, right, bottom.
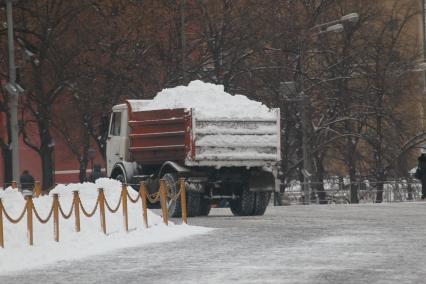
0, 178, 212, 275
129, 80, 276, 119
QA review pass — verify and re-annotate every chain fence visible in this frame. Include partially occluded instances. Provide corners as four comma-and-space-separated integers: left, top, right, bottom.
0, 179, 188, 248
277, 179, 423, 205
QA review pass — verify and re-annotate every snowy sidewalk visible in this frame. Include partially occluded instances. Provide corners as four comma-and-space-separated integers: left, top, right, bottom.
0, 179, 212, 275
2, 203, 426, 283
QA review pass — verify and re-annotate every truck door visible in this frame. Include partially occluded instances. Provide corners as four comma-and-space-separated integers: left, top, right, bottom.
106, 111, 124, 177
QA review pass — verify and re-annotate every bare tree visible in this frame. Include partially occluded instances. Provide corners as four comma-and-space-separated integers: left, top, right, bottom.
13, 0, 92, 189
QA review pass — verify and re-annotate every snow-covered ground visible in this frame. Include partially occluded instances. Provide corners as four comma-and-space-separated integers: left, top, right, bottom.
2, 203, 426, 283
0, 179, 212, 275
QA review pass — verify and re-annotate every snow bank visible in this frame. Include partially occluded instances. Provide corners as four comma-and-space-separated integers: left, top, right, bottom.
0, 178, 212, 275
129, 80, 275, 119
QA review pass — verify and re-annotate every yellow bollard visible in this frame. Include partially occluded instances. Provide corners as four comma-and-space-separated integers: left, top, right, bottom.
53, 194, 59, 242
98, 188, 107, 234
26, 195, 34, 245
159, 180, 169, 226
0, 198, 4, 248
179, 178, 187, 224
122, 184, 129, 233
73, 191, 80, 232
34, 181, 42, 198
11, 181, 17, 189
139, 183, 149, 229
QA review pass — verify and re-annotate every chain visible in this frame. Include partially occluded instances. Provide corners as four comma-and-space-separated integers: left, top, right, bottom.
169, 189, 182, 202
79, 198, 99, 218
105, 194, 122, 213
127, 191, 140, 203
58, 201, 75, 219
33, 203, 54, 224
2, 205, 27, 224
148, 192, 161, 203
140, 182, 183, 204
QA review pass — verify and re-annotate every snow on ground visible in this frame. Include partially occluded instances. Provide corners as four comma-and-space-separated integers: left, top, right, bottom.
0, 178, 212, 275
3, 204, 426, 283
128, 80, 276, 119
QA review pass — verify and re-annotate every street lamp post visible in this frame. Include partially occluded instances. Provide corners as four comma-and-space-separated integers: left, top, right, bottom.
5, 0, 20, 184
299, 13, 359, 205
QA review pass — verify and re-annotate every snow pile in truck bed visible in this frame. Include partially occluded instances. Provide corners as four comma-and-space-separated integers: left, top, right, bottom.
139, 80, 276, 119
0, 178, 212, 275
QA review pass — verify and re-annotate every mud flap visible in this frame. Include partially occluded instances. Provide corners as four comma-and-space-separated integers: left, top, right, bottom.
249, 170, 275, 192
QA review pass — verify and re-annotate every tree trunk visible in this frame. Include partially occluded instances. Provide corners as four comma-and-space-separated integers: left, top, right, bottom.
1, 147, 12, 185
349, 167, 359, 204
407, 183, 413, 200
376, 181, 384, 203
79, 138, 90, 183
314, 157, 327, 204
350, 182, 359, 204
79, 158, 88, 183
40, 145, 54, 190
38, 113, 55, 191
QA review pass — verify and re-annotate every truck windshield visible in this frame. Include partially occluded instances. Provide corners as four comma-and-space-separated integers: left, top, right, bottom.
110, 112, 121, 136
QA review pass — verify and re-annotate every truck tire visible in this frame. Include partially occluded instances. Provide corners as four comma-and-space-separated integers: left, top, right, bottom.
187, 191, 201, 217
111, 168, 127, 184
252, 192, 271, 216
198, 197, 211, 216
230, 186, 255, 216
162, 173, 179, 217
173, 182, 201, 218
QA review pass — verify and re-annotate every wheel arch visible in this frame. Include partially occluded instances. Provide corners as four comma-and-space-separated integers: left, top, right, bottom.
110, 162, 139, 182
158, 161, 190, 177
110, 163, 127, 180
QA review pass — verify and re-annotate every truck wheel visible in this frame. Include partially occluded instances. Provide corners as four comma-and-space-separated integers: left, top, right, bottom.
172, 181, 202, 218
252, 192, 271, 216
230, 185, 255, 216
187, 191, 201, 217
175, 191, 201, 217
162, 173, 179, 217
115, 174, 126, 184
198, 197, 211, 216
112, 169, 127, 184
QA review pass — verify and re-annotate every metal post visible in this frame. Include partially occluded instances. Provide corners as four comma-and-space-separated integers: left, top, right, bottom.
73, 191, 80, 232
26, 195, 33, 245
299, 33, 311, 205
34, 181, 41, 198
296, 14, 359, 205
6, 0, 20, 183
179, 178, 187, 224
0, 198, 4, 248
180, 0, 187, 83
159, 180, 169, 225
98, 189, 107, 234
122, 184, 128, 233
53, 194, 59, 242
140, 183, 149, 229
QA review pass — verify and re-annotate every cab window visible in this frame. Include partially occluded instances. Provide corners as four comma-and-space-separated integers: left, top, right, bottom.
110, 112, 121, 136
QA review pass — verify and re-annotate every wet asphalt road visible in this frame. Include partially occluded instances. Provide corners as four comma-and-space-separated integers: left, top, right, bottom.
2, 203, 426, 284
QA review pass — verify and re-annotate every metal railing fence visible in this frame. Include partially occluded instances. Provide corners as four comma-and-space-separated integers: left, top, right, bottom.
278, 179, 423, 205
0, 179, 188, 248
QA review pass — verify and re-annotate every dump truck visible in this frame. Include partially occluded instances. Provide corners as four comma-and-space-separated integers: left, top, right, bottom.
106, 99, 280, 217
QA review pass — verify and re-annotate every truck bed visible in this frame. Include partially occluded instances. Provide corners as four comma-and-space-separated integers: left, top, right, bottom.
127, 102, 280, 168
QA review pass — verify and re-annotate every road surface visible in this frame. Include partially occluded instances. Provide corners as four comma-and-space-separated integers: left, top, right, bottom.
2, 203, 426, 283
